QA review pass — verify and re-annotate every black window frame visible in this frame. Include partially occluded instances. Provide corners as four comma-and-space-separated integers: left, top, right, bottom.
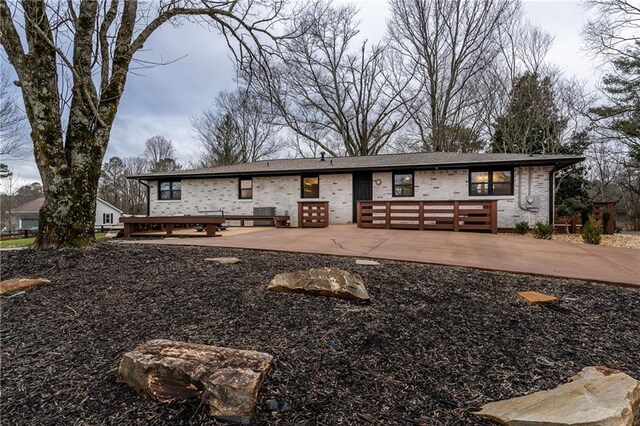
158, 179, 182, 200
103, 213, 113, 224
392, 171, 415, 197
301, 175, 320, 199
239, 177, 253, 200
468, 167, 514, 196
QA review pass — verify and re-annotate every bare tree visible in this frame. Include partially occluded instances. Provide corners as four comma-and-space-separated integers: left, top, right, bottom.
143, 135, 181, 172
0, 65, 27, 159
193, 89, 282, 166
388, 0, 519, 152
0, 0, 288, 248
99, 155, 149, 215
123, 157, 150, 215
251, 1, 416, 157
583, 0, 640, 60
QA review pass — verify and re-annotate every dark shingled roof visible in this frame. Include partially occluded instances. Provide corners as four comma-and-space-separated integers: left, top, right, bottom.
128, 152, 584, 180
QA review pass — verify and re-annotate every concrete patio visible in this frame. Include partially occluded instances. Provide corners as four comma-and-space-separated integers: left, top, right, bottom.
124, 225, 640, 287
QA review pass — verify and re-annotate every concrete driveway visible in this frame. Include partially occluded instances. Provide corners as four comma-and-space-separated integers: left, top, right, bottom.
126, 225, 640, 287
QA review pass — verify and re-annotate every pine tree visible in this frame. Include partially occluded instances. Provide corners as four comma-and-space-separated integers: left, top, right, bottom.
591, 41, 640, 155
491, 72, 567, 155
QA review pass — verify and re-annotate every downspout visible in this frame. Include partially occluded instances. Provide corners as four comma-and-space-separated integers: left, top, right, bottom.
548, 164, 561, 226
138, 180, 150, 216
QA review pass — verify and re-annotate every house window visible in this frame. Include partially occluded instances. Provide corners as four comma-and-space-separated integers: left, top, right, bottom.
301, 175, 320, 198
158, 180, 181, 200
239, 178, 253, 199
392, 172, 414, 197
469, 168, 513, 196
103, 213, 113, 224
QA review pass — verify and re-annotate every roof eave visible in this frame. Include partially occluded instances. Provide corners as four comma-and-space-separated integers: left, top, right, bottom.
127, 156, 586, 180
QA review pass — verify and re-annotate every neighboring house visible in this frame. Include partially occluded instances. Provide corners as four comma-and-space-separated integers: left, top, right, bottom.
11, 197, 123, 230
128, 152, 583, 230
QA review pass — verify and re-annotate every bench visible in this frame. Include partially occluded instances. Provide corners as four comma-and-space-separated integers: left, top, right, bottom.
223, 215, 291, 228
121, 216, 226, 238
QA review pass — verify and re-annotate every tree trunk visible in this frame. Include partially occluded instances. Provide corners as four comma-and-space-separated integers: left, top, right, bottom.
34, 133, 105, 249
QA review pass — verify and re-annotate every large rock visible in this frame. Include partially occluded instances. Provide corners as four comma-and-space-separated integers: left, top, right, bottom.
117, 339, 273, 424
0, 278, 50, 295
206, 257, 241, 265
474, 366, 640, 425
267, 267, 370, 301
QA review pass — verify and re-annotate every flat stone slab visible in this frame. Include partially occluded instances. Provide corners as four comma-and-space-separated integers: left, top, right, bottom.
117, 339, 272, 424
0, 278, 51, 295
518, 291, 558, 304
206, 257, 240, 265
356, 259, 381, 266
268, 267, 370, 301
474, 366, 640, 425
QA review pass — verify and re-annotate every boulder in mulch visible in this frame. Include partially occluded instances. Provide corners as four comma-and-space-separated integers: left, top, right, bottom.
206, 257, 241, 265
267, 267, 370, 301
518, 291, 558, 304
356, 259, 381, 266
117, 339, 273, 424
0, 278, 50, 295
104, 226, 123, 239
474, 366, 640, 425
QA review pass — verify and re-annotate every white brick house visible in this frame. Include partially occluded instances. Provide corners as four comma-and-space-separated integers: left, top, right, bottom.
129, 152, 583, 230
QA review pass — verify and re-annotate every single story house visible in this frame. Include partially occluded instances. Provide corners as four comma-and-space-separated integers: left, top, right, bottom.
129, 152, 583, 231
11, 197, 123, 230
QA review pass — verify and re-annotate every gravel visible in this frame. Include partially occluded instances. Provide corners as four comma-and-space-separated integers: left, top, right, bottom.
505, 232, 640, 249
1, 243, 639, 425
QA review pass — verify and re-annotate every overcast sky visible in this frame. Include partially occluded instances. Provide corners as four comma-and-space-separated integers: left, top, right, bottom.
2, 0, 597, 184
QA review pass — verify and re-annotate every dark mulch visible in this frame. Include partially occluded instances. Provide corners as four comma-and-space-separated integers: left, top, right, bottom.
1, 243, 639, 425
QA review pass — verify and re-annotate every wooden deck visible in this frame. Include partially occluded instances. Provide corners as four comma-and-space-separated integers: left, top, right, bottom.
121, 216, 226, 238
357, 200, 498, 233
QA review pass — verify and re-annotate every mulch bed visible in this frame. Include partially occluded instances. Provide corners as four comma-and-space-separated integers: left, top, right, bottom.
1, 243, 639, 425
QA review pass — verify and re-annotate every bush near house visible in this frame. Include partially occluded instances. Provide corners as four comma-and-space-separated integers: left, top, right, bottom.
515, 221, 530, 235
582, 216, 602, 245
533, 221, 554, 240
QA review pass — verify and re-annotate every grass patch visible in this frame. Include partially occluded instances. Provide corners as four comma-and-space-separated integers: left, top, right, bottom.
0, 233, 106, 248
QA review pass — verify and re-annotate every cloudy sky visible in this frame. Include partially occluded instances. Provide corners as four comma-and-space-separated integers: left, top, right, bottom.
3, 0, 597, 184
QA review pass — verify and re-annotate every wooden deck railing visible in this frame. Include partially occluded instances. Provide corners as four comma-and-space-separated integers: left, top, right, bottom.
298, 201, 329, 228
357, 200, 498, 233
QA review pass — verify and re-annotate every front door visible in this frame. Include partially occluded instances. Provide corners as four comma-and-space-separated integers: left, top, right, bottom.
352, 172, 373, 222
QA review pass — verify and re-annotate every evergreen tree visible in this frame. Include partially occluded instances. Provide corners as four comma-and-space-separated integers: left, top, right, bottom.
491, 72, 567, 155
591, 41, 640, 155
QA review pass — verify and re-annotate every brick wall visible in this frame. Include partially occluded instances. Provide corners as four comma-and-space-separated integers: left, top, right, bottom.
372, 166, 553, 228
149, 174, 353, 226
148, 166, 553, 229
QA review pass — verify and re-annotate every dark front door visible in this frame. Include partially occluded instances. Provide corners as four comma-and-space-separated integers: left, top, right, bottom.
352, 171, 373, 222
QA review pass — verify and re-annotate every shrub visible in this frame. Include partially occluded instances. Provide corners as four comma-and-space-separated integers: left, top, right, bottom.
556, 198, 588, 218
582, 215, 602, 245
515, 221, 530, 235
533, 221, 553, 240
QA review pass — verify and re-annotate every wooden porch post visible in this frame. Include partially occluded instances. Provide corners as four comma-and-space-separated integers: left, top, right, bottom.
453, 201, 460, 232
490, 201, 498, 234
298, 203, 303, 228
357, 202, 362, 228
418, 201, 424, 231
385, 202, 391, 229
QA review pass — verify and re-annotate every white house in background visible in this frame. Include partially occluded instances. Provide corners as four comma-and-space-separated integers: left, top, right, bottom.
11, 197, 123, 230
127, 152, 584, 230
